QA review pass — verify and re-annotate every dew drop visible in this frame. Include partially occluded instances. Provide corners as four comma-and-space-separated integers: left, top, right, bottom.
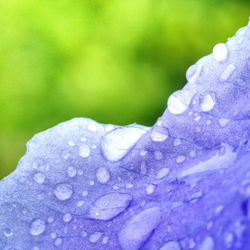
151, 131, 168, 142
174, 138, 181, 146
199, 236, 214, 250
219, 118, 230, 128
140, 150, 147, 156
101, 126, 148, 162
146, 184, 156, 194
79, 144, 90, 158
96, 167, 110, 184
54, 237, 62, 246
154, 151, 163, 160
176, 155, 185, 163
47, 216, 54, 223
63, 213, 72, 223
77, 200, 84, 207
140, 161, 147, 175
54, 183, 73, 201
89, 232, 102, 243
213, 43, 228, 62
102, 236, 109, 244
168, 89, 196, 115
159, 241, 181, 250
156, 168, 169, 179
118, 207, 161, 250
30, 219, 46, 236
87, 193, 132, 221
68, 140, 75, 146
82, 190, 88, 197
33, 172, 45, 184
200, 94, 215, 112
220, 64, 235, 81
4, 228, 13, 237
67, 166, 77, 178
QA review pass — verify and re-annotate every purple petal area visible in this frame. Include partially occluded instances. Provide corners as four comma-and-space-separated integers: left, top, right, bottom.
0, 19, 250, 250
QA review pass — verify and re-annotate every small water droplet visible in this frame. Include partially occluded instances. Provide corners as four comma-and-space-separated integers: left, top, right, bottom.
51, 232, 57, 239
96, 167, 110, 184
199, 236, 214, 250
54, 183, 73, 201
151, 131, 168, 142
219, 118, 230, 128
54, 237, 62, 246
224, 233, 234, 248
89, 232, 102, 243
189, 150, 196, 158
214, 205, 224, 216
140, 161, 147, 175
176, 155, 185, 163
102, 236, 109, 244
62, 150, 70, 159
87, 193, 132, 221
105, 124, 115, 132
146, 184, 156, 194
68, 140, 75, 146
77, 200, 84, 207
213, 43, 228, 62
88, 121, 97, 131
200, 94, 215, 112
82, 190, 88, 197
47, 216, 54, 223
63, 213, 72, 223
30, 219, 46, 236
168, 89, 196, 115
126, 183, 134, 189
220, 64, 235, 81
67, 166, 77, 178
82, 231, 87, 237
154, 151, 163, 160
4, 228, 13, 237
174, 138, 181, 146
140, 150, 147, 156
79, 144, 90, 158
156, 168, 169, 179
33, 172, 45, 184
159, 241, 181, 250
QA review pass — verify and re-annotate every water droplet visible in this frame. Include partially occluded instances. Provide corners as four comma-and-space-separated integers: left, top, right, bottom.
151, 131, 168, 142
189, 150, 196, 158
140, 161, 147, 175
154, 151, 163, 160
224, 233, 234, 248
63, 213, 72, 223
30, 219, 46, 236
33, 172, 45, 184
168, 89, 196, 115
140, 150, 147, 156
156, 168, 169, 179
77, 200, 84, 207
198, 236, 214, 250
186, 64, 196, 82
200, 94, 215, 112
54, 183, 73, 201
118, 207, 161, 250
214, 205, 224, 215
82, 231, 87, 237
126, 183, 134, 189
102, 236, 109, 244
54, 237, 62, 246
176, 155, 185, 163
174, 138, 181, 146
68, 140, 75, 146
67, 166, 77, 178
105, 124, 115, 132
62, 150, 70, 159
89, 232, 102, 243
47, 216, 54, 223
101, 126, 148, 162
96, 167, 110, 184
79, 144, 90, 158
51, 232, 57, 239
220, 64, 235, 81
82, 190, 88, 197
4, 228, 13, 237
219, 118, 230, 128
159, 241, 181, 250
146, 184, 156, 194
213, 43, 228, 62
87, 193, 132, 221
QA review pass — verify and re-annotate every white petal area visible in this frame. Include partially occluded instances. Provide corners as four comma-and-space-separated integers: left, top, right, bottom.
101, 126, 149, 162
167, 89, 196, 115
180, 145, 236, 178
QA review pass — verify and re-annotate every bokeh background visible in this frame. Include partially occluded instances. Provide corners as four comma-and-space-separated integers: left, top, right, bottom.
0, 0, 249, 180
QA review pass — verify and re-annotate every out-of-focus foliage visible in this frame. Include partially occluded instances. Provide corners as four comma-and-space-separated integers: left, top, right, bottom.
0, 0, 249, 179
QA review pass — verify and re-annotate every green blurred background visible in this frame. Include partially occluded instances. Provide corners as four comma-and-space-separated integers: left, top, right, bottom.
0, 0, 249, 180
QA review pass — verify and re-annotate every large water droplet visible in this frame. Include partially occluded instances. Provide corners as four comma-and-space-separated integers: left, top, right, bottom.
4, 228, 13, 237
30, 219, 46, 236
54, 183, 73, 201
89, 232, 102, 243
198, 236, 214, 250
96, 167, 110, 184
118, 207, 161, 250
200, 94, 215, 112
213, 43, 228, 62
168, 89, 196, 115
151, 131, 168, 142
87, 192, 132, 221
101, 126, 148, 162
79, 144, 91, 158
33, 172, 45, 184
159, 241, 181, 250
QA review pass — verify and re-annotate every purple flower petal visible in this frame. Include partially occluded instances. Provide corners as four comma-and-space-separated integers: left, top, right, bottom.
0, 19, 250, 250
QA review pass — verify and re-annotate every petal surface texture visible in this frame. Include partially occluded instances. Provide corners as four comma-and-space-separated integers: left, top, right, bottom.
0, 20, 250, 250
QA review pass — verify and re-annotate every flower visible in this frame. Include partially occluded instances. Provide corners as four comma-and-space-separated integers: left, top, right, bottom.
0, 19, 249, 250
